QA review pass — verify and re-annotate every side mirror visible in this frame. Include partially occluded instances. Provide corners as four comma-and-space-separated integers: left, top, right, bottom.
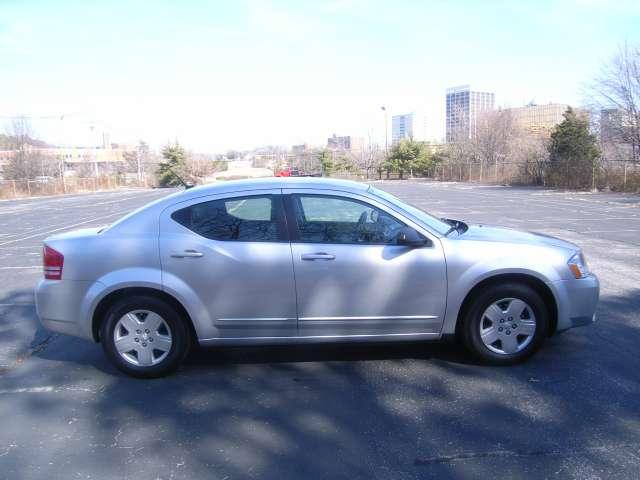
396, 227, 428, 247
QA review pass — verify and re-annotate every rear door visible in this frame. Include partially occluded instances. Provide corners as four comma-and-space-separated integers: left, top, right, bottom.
159, 190, 297, 340
284, 190, 447, 337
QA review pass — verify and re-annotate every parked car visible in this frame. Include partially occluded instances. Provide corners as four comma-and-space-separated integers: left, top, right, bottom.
34, 175, 55, 184
35, 178, 599, 377
274, 166, 300, 177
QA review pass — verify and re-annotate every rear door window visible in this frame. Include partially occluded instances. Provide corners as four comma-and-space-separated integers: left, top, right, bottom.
171, 194, 286, 242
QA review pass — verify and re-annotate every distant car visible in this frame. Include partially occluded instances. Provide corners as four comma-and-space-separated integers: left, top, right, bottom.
35, 178, 599, 378
34, 176, 54, 184
274, 166, 300, 177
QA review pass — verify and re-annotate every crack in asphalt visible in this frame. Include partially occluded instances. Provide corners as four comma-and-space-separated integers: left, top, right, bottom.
413, 443, 640, 465
0, 332, 57, 377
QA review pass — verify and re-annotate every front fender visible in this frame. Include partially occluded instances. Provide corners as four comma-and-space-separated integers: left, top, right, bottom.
441, 242, 565, 335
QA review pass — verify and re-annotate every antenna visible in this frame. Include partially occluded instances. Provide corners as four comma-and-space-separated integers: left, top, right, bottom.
166, 166, 193, 189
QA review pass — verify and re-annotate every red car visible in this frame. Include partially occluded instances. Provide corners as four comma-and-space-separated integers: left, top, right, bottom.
275, 166, 300, 177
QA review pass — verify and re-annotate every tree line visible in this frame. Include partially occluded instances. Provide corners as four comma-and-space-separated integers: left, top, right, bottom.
3, 44, 638, 192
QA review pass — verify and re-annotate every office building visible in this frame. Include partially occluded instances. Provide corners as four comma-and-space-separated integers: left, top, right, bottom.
327, 134, 363, 152
600, 108, 634, 143
506, 103, 571, 137
391, 112, 428, 144
446, 85, 495, 142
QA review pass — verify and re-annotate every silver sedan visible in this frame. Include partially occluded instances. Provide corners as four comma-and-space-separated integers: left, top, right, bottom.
35, 178, 599, 377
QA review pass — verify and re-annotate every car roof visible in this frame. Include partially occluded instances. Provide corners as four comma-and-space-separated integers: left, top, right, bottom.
105, 177, 373, 235
176, 177, 371, 200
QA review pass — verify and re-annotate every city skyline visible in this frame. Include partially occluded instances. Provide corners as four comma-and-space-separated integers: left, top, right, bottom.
2, 0, 640, 152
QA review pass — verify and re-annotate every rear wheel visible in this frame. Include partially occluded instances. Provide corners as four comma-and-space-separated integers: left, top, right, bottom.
101, 295, 191, 378
461, 283, 549, 365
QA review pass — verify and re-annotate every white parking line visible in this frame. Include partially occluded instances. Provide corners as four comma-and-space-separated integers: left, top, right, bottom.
0, 386, 98, 394
0, 266, 40, 269
583, 228, 640, 233
0, 210, 132, 246
0, 191, 165, 241
0, 386, 54, 394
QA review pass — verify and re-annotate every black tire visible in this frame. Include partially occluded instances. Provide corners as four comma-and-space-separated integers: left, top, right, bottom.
460, 282, 549, 365
100, 295, 191, 378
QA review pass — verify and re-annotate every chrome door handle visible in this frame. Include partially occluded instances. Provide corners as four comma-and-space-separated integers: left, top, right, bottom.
170, 250, 204, 258
301, 253, 335, 261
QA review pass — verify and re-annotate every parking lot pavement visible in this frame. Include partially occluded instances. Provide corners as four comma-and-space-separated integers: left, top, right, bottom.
0, 188, 174, 369
0, 181, 639, 479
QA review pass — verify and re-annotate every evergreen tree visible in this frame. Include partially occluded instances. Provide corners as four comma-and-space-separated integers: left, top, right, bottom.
385, 139, 436, 179
318, 149, 335, 176
157, 142, 187, 187
547, 108, 600, 189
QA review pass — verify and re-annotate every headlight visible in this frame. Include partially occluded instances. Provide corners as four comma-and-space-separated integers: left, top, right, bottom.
568, 252, 589, 279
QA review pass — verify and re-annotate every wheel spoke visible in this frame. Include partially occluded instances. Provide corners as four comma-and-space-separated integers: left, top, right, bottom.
481, 326, 499, 345
506, 299, 527, 319
114, 309, 172, 367
483, 303, 503, 323
519, 319, 536, 335
120, 312, 142, 332
136, 346, 154, 366
114, 335, 137, 354
501, 334, 519, 354
144, 312, 163, 332
153, 334, 172, 352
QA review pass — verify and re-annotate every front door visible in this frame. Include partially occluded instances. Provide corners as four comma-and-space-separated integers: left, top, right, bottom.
284, 191, 447, 337
159, 190, 297, 340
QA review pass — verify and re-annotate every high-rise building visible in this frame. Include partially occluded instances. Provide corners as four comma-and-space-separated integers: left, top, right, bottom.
327, 134, 363, 152
446, 85, 495, 143
391, 112, 428, 144
392, 114, 411, 144
599, 108, 639, 162
600, 108, 633, 143
506, 103, 570, 137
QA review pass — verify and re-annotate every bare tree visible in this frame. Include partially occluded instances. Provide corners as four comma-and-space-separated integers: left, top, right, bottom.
514, 135, 549, 185
589, 43, 640, 163
2, 117, 48, 180
471, 109, 515, 181
349, 133, 383, 179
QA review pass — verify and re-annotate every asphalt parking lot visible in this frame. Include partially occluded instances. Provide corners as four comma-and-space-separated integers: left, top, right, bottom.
0, 181, 639, 479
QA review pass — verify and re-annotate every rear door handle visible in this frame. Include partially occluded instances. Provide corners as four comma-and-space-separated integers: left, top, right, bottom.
170, 249, 204, 258
301, 253, 335, 261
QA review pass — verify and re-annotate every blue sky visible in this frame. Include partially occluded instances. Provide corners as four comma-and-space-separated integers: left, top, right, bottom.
1, 0, 639, 151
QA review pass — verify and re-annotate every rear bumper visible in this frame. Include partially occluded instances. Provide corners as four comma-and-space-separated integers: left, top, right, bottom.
552, 274, 599, 332
35, 279, 99, 341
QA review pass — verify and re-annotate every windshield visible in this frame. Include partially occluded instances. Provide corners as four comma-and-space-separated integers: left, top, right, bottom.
368, 186, 452, 235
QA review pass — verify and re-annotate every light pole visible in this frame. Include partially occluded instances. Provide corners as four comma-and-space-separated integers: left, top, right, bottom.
380, 106, 388, 155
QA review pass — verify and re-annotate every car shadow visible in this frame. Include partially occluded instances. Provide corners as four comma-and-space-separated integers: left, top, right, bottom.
185, 340, 476, 369
2, 289, 639, 479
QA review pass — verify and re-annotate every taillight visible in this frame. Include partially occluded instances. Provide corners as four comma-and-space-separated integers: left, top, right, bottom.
43, 245, 64, 280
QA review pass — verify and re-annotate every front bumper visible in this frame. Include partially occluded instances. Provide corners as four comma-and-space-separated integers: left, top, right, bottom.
551, 274, 599, 332
35, 279, 97, 341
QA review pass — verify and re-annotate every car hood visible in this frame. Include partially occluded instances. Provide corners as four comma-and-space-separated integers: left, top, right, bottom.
456, 224, 578, 251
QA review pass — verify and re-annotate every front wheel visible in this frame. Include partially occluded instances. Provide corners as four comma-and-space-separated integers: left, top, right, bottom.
101, 295, 191, 378
461, 283, 549, 365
